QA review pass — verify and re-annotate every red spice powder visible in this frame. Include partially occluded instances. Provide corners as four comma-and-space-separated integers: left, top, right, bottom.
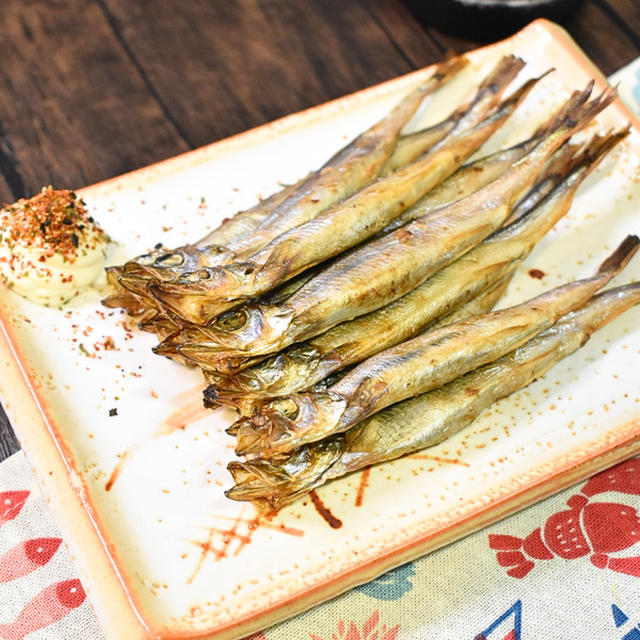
0, 187, 108, 267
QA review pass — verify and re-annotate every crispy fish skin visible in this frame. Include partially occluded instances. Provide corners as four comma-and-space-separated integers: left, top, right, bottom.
150, 74, 534, 325
382, 56, 528, 174
234, 235, 639, 456
214, 271, 513, 419
105, 57, 469, 312
177, 85, 614, 360
201, 138, 600, 406
155, 108, 552, 366
226, 281, 640, 508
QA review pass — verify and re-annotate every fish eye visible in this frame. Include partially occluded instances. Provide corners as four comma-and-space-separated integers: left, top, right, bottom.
217, 309, 247, 331
155, 252, 184, 267
271, 398, 299, 419
182, 269, 210, 283
137, 253, 157, 266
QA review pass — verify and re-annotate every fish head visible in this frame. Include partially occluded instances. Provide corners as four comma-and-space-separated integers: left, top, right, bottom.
235, 392, 347, 456
149, 263, 252, 325
226, 438, 345, 508
177, 303, 295, 362
102, 265, 151, 313
127, 244, 235, 282
153, 324, 209, 357
216, 345, 323, 400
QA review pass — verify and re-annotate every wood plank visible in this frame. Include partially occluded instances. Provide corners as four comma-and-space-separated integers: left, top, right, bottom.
0, 405, 20, 459
599, 0, 640, 52
564, 0, 640, 75
98, 0, 425, 148
0, 0, 189, 204
398, 0, 640, 77
358, 0, 448, 68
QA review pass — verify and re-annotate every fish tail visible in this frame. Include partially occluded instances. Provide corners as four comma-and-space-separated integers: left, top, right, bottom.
532, 81, 594, 138
562, 83, 618, 135
562, 282, 640, 341
573, 125, 631, 177
474, 55, 525, 102
597, 234, 640, 276
510, 125, 630, 225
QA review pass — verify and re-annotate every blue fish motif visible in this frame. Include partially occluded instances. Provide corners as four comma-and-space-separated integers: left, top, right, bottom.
354, 562, 415, 601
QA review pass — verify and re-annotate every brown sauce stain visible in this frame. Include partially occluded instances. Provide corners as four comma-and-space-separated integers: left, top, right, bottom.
162, 398, 210, 434
528, 268, 545, 280
186, 510, 305, 584
213, 512, 304, 538
355, 468, 371, 507
407, 454, 470, 467
309, 490, 343, 529
105, 451, 129, 491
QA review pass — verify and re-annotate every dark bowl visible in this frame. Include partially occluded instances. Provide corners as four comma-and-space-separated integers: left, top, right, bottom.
406, 0, 585, 41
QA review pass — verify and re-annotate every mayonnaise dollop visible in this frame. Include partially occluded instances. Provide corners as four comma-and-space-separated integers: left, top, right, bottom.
0, 187, 109, 306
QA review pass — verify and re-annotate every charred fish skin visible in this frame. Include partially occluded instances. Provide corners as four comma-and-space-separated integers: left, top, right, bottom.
209, 269, 513, 418
179, 85, 615, 360
204, 163, 575, 406
198, 56, 470, 264
184, 124, 627, 384
235, 234, 638, 456
149, 67, 536, 326
226, 282, 640, 509
104, 57, 469, 315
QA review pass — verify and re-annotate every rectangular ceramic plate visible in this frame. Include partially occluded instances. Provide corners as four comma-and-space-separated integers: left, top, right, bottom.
1, 19, 640, 640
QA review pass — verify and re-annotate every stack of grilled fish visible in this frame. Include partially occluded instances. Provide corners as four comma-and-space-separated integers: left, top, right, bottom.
103, 55, 639, 509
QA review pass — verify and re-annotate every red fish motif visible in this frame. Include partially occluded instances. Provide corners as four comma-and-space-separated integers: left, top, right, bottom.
0, 491, 30, 527
0, 538, 62, 583
489, 459, 640, 578
0, 579, 86, 640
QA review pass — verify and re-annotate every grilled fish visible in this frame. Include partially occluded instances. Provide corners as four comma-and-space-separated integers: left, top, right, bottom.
150, 67, 535, 325
226, 281, 640, 508
201, 129, 624, 407
233, 235, 638, 456
104, 57, 470, 314
176, 84, 614, 362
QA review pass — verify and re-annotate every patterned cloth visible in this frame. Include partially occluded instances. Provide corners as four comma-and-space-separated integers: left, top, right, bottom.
1, 57, 640, 640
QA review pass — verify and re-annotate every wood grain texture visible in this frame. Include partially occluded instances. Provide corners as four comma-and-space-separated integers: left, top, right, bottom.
97, 0, 429, 148
0, 0, 637, 461
563, 0, 640, 75
0, 0, 189, 203
0, 404, 20, 459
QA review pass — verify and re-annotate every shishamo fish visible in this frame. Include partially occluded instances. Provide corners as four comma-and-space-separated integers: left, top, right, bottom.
226, 281, 640, 508
107, 56, 472, 312
149, 65, 537, 325
233, 235, 638, 456
215, 271, 515, 420
200, 130, 626, 410
175, 84, 615, 362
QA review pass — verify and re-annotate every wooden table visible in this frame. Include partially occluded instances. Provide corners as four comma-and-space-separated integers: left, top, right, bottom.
1, 0, 639, 461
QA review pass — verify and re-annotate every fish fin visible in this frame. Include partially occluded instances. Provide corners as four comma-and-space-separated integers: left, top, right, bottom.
575, 126, 631, 178
564, 84, 618, 135
345, 378, 389, 414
